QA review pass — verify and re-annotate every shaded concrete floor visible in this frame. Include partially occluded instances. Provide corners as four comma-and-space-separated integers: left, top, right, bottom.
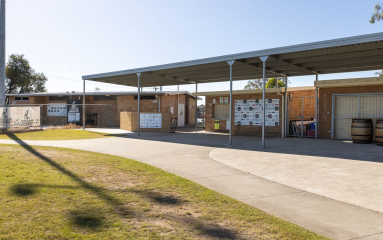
210, 137, 383, 214
1, 130, 383, 239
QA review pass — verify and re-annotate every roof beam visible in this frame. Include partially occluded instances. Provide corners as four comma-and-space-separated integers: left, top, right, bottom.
236, 59, 288, 77
157, 74, 195, 84
270, 55, 318, 74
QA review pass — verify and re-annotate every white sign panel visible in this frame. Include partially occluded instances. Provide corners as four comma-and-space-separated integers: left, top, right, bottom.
140, 113, 162, 128
48, 104, 67, 116
234, 99, 279, 126
0, 106, 41, 128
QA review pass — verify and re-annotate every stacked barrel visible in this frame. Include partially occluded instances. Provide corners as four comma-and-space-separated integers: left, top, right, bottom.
351, 119, 383, 145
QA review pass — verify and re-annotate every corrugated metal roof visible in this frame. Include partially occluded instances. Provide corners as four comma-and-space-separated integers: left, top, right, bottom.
6, 91, 198, 99
82, 32, 383, 87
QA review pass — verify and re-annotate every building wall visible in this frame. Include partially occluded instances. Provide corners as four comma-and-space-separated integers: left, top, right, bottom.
318, 85, 383, 139
120, 111, 171, 133
205, 93, 283, 137
9, 94, 195, 128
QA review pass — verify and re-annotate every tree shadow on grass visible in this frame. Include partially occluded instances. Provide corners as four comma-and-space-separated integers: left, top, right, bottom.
9, 183, 80, 196
6, 133, 132, 229
69, 209, 105, 230
131, 189, 182, 205
5, 133, 241, 238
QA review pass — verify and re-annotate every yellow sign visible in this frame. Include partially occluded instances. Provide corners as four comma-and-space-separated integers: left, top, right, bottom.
214, 120, 220, 129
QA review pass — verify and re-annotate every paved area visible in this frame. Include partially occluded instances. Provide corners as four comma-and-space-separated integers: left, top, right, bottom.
210, 137, 383, 214
1, 130, 383, 239
75, 128, 132, 135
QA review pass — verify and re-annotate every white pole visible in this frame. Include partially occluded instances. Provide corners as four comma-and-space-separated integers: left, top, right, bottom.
260, 56, 269, 148
83, 80, 85, 130
195, 83, 198, 132
285, 76, 288, 137
227, 60, 235, 145
315, 74, 319, 139
0, 0, 6, 105
137, 73, 141, 136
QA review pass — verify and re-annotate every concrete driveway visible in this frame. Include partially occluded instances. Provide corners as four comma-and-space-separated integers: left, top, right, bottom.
1, 129, 383, 239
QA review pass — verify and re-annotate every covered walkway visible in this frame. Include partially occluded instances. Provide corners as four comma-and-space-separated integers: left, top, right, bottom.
82, 32, 383, 147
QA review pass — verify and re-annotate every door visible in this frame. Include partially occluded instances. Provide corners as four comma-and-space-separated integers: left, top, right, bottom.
333, 93, 383, 139
178, 103, 185, 127
287, 96, 316, 137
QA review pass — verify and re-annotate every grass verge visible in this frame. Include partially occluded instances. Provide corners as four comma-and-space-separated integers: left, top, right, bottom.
0, 144, 328, 239
0, 129, 113, 140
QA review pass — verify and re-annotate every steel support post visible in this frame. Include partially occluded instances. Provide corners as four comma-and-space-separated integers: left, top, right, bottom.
0, 0, 6, 106
195, 83, 198, 132
137, 73, 141, 136
260, 56, 269, 148
227, 60, 235, 145
285, 77, 288, 137
315, 74, 319, 139
83, 79, 85, 130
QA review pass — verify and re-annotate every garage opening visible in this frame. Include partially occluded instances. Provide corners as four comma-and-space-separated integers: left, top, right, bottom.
332, 93, 383, 140
287, 96, 316, 137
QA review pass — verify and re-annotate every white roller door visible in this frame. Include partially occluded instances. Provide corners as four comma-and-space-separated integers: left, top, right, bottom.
332, 93, 383, 139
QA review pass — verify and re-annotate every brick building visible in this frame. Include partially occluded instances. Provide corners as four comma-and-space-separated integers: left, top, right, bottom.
198, 77, 383, 140
6, 91, 197, 129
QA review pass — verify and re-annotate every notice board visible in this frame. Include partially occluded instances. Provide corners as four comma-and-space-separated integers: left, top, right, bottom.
234, 99, 279, 126
140, 113, 162, 128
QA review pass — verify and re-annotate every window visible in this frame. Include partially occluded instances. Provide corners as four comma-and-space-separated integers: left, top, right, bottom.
94, 95, 117, 101
213, 104, 229, 118
15, 97, 29, 101
49, 96, 70, 101
134, 95, 156, 100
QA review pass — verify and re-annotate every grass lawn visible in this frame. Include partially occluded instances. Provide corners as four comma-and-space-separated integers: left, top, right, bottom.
0, 129, 113, 141
0, 144, 328, 239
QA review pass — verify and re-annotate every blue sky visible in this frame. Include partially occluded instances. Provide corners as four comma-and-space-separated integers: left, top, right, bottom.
5, 0, 383, 102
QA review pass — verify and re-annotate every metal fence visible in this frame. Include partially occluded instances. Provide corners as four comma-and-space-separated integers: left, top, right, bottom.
287, 96, 316, 137
1, 103, 116, 130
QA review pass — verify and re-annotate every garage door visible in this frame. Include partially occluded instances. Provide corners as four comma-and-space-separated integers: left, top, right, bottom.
332, 93, 383, 139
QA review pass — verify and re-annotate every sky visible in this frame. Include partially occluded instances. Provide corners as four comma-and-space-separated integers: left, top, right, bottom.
5, 0, 383, 104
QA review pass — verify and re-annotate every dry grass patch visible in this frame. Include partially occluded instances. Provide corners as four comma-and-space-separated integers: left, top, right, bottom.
0, 144, 329, 239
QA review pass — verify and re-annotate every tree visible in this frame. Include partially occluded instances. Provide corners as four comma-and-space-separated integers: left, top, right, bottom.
94, 87, 101, 92
5, 54, 47, 103
370, 3, 383, 23
265, 78, 286, 88
243, 77, 287, 90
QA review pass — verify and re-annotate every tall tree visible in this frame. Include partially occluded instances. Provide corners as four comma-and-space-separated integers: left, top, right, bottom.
5, 54, 47, 102
244, 77, 287, 90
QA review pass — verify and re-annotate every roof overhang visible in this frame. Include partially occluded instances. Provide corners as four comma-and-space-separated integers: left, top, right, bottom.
6, 91, 198, 99
314, 77, 383, 88
82, 32, 383, 87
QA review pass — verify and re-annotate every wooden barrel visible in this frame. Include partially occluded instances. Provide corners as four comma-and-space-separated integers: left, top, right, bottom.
351, 119, 373, 144
376, 119, 383, 146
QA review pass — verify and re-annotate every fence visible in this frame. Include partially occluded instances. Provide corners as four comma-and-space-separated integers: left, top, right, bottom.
1, 103, 117, 130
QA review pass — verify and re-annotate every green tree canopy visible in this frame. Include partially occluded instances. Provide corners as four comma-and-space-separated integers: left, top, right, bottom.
370, 3, 383, 23
5, 54, 47, 103
244, 77, 286, 90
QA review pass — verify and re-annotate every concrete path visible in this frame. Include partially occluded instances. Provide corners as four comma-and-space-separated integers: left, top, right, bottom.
1, 130, 383, 239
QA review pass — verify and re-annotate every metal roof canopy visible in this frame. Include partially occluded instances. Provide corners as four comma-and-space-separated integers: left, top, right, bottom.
6, 91, 197, 98
83, 32, 383, 87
